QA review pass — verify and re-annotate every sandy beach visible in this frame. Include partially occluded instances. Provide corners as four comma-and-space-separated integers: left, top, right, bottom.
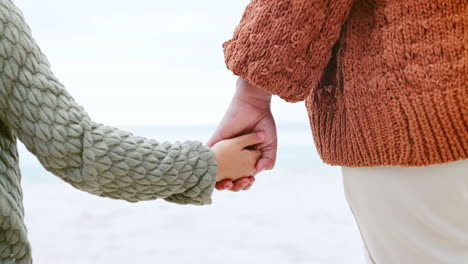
17, 124, 364, 263
23, 168, 366, 264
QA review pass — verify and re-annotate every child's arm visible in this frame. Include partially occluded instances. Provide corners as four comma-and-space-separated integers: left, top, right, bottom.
0, 1, 260, 205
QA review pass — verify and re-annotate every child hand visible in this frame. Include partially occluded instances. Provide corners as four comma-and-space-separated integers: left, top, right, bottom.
211, 132, 264, 182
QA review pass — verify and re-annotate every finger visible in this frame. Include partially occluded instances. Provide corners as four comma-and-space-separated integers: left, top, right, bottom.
229, 178, 251, 192
234, 132, 265, 148
256, 157, 275, 172
215, 180, 233, 190
245, 149, 262, 159
242, 176, 255, 191
207, 133, 222, 148
244, 149, 262, 167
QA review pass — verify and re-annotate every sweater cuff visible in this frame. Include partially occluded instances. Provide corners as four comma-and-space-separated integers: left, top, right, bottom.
223, 38, 323, 103
223, 0, 356, 103
164, 143, 217, 205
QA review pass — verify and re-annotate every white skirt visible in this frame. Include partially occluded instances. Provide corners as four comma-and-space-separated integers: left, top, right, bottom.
342, 159, 468, 264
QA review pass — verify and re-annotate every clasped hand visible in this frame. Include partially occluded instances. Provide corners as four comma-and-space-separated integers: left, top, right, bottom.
208, 78, 277, 192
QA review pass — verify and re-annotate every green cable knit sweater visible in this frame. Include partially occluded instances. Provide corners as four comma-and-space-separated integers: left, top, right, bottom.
0, 0, 218, 262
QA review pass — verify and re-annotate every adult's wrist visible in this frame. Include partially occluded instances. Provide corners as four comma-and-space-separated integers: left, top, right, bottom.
234, 78, 272, 106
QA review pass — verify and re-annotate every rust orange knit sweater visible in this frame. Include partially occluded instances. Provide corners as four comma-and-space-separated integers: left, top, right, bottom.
224, 0, 467, 167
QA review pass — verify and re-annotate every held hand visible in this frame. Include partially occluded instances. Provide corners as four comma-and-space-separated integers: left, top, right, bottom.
211, 132, 264, 182
208, 78, 278, 191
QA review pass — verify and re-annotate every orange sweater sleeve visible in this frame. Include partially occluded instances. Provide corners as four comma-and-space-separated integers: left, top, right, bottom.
224, 0, 355, 102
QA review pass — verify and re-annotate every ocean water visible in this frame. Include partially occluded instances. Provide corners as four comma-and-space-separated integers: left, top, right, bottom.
18, 124, 331, 183
18, 125, 364, 263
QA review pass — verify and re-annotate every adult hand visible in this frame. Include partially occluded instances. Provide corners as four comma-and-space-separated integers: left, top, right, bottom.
208, 78, 277, 191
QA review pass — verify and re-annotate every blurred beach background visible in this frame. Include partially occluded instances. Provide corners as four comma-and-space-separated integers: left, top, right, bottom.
13, 0, 365, 263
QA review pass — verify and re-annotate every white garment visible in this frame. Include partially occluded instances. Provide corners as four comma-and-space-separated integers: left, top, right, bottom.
342, 159, 468, 264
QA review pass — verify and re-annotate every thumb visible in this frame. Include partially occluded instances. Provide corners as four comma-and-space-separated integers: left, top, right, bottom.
234, 132, 265, 148
207, 132, 223, 148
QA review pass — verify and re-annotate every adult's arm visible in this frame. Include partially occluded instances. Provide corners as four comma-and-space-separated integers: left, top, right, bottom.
208, 78, 275, 191
212, 0, 356, 191
224, 0, 356, 102
0, 0, 217, 205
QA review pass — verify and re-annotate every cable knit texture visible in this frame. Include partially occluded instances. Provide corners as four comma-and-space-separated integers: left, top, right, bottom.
224, 0, 467, 167
0, 0, 217, 262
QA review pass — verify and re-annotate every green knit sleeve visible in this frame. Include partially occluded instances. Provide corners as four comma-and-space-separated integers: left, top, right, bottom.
0, 0, 217, 205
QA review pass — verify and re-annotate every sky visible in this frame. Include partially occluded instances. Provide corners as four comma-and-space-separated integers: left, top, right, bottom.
13, 0, 311, 127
